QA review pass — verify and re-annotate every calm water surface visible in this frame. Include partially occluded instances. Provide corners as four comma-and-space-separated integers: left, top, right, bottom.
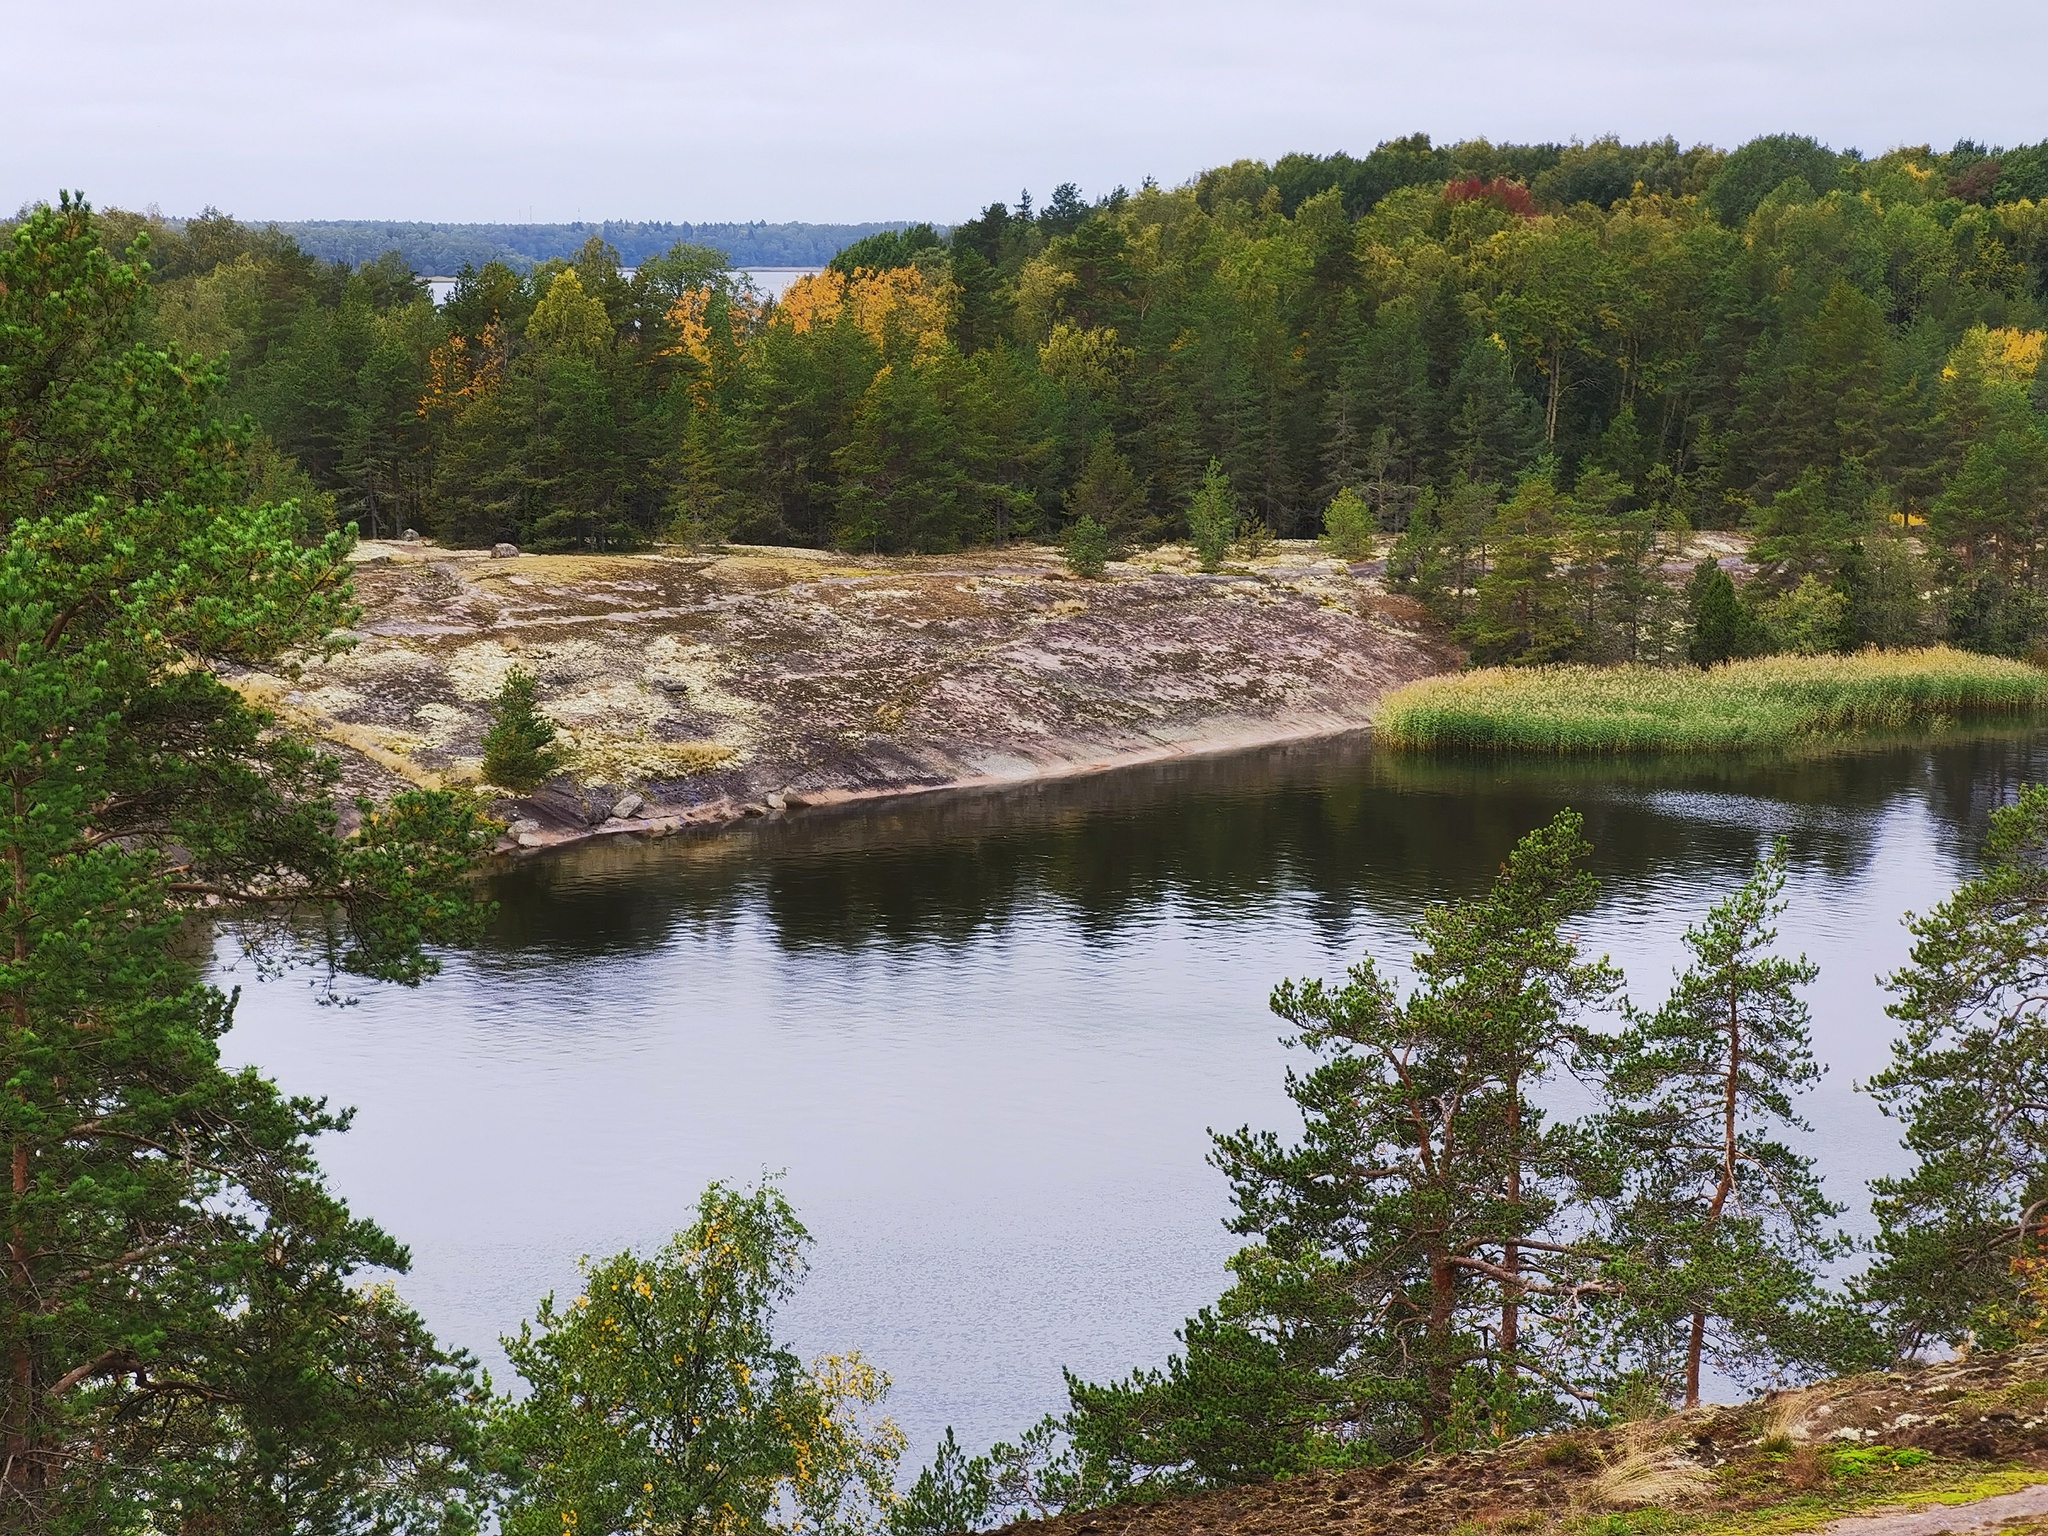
223, 732, 2048, 1449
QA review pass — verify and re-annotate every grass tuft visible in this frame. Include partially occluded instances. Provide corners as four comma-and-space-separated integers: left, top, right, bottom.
1374, 648, 2048, 756
1587, 1447, 1714, 1510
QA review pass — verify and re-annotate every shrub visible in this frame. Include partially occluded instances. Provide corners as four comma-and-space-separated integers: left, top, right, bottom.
1186, 459, 1237, 571
482, 667, 564, 790
1760, 574, 1850, 655
1062, 515, 1110, 578
1320, 486, 1375, 561
1235, 515, 1275, 560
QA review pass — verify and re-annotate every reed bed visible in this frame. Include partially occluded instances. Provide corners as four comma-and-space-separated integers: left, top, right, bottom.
1374, 648, 2048, 755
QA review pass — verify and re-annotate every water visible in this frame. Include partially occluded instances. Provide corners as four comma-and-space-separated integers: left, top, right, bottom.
423, 266, 819, 304
221, 730, 2048, 1449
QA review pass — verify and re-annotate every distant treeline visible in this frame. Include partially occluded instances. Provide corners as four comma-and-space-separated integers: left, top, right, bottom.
86, 130, 2048, 660
268, 219, 913, 272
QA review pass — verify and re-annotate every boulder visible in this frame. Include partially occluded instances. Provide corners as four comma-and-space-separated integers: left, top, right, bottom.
612, 792, 646, 819
400, 528, 420, 542
492, 542, 520, 558
507, 818, 541, 836
764, 791, 787, 811
514, 831, 545, 848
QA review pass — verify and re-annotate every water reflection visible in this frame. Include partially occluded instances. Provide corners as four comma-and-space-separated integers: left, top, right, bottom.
222, 728, 2048, 1458
483, 729, 2048, 961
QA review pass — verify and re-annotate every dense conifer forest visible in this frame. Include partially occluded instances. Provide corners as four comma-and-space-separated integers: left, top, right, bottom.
90, 131, 2048, 659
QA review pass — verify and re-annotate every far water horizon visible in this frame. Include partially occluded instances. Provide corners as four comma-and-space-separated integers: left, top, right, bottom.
422, 265, 822, 304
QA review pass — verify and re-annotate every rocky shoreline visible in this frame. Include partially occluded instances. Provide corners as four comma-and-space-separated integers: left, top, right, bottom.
254, 537, 1461, 855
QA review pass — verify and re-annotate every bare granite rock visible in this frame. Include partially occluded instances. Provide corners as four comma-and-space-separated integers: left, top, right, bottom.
253, 539, 1460, 841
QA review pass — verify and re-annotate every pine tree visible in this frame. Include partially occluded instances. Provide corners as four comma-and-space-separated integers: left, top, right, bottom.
1467, 470, 1581, 664
1186, 459, 1237, 571
1601, 842, 1842, 1407
1319, 487, 1375, 561
0, 196, 496, 1525
1069, 814, 1619, 1485
1864, 785, 2048, 1353
1063, 515, 1110, 578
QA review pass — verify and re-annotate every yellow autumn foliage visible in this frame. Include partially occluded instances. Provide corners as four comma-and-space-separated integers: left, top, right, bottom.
417, 321, 508, 419
526, 268, 612, 358
1038, 322, 1132, 393
663, 285, 763, 369
1942, 322, 2046, 384
773, 265, 954, 359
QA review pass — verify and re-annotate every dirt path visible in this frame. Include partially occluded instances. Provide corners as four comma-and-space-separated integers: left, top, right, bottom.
1821, 1483, 2048, 1533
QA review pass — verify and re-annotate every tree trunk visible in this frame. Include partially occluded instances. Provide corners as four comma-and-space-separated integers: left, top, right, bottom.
1498, 1083, 1521, 1436
1684, 1308, 1707, 1410
1687, 984, 1744, 1409
4, 809, 37, 1495
1545, 341, 1564, 444
1425, 1249, 1456, 1442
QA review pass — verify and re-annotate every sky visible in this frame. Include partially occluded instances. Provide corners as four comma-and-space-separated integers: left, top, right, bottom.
7, 0, 2048, 225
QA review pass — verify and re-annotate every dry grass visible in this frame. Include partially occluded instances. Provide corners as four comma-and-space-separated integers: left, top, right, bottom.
1374, 648, 2048, 755
1586, 1446, 1715, 1510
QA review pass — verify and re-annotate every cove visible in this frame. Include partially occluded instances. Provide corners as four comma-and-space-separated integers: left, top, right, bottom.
221, 728, 2048, 1456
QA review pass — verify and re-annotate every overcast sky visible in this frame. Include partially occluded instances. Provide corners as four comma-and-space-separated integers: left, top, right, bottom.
7, 0, 2047, 225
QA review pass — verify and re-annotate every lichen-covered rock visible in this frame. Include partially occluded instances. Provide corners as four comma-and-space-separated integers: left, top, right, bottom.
257, 539, 1459, 836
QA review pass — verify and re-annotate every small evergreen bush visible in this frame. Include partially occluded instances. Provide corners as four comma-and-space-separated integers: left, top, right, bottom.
1186, 460, 1237, 572
1685, 560, 1765, 666
1320, 486, 1375, 561
1063, 515, 1110, 578
482, 667, 564, 790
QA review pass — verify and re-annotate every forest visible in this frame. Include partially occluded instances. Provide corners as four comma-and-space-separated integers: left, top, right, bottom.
92, 130, 2048, 663
15, 187, 2048, 1529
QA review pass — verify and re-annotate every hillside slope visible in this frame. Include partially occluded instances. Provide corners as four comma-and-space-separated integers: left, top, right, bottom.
1003, 1348, 2048, 1536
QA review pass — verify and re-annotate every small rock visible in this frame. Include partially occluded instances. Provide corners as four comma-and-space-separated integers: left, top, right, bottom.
492, 542, 520, 558
515, 831, 545, 848
612, 792, 646, 819
764, 791, 786, 811
507, 818, 541, 836
741, 802, 767, 817
401, 528, 420, 542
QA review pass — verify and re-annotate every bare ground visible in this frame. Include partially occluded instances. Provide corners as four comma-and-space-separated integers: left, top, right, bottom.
997, 1347, 2048, 1536
253, 538, 1459, 850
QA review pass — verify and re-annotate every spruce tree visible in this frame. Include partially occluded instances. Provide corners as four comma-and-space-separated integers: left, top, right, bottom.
483, 666, 565, 790
1685, 559, 1760, 666
1600, 842, 1842, 1407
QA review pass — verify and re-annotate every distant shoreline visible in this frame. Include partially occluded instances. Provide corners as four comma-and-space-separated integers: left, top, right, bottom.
244, 218, 934, 273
